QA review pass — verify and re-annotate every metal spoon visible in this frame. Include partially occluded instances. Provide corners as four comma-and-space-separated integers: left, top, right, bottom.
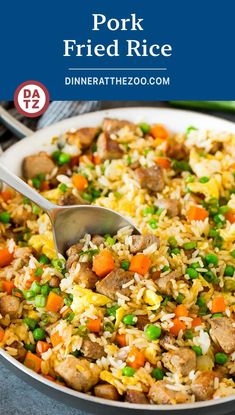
0, 163, 139, 255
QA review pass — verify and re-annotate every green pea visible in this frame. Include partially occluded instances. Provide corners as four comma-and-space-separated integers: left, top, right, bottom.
0, 212, 11, 223
204, 270, 218, 284
176, 293, 184, 304
170, 247, 181, 256
92, 189, 101, 199
24, 343, 36, 353
33, 327, 46, 341
224, 265, 235, 277
168, 237, 178, 248
139, 122, 150, 134
199, 176, 209, 183
215, 352, 228, 365
172, 160, 191, 172
184, 329, 194, 340
212, 313, 224, 318
186, 267, 198, 279
51, 258, 66, 272
230, 250, 235, 258
23, 317, 38, 331
219, 206, 229, 215
105, 236, 115, 246
106, 305, 119, 318
121, 260, 130, 271
122, 366, 136, 377
81, 192, 93, 202
38, 254, 50, 265
145, 324, 161, 341
183, 241, 197, 250
77, 325, 90, 337
30, 281, 41, 295
148, 219, 158, 229
192, 345, 202, 356
58, 152, 71, 166
52, 151, 61, 162
143, 206, 155, 216
34, 295, 47, 308
32, 178, 41, 189
122, 314, 137, 326
213, 234, 224, 249
191, 262, 200, 269
162, 266, 170, 272
41, 284, 50, 296
23, 290, 36, 300
205, 254, 218, 266
213, 214, 226, 225
196, 296, 206, 308
151, 367, 164, 380
70, 350, 80, 357
58, 183, 68, 193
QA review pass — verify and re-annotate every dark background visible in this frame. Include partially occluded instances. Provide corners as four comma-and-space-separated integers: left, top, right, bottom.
1, 101, 235, 415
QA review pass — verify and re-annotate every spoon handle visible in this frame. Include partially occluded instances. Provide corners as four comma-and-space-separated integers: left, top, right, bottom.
0, 163, 54, 213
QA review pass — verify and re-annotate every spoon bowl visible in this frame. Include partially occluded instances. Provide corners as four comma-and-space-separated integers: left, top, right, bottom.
0, 163, 139, 256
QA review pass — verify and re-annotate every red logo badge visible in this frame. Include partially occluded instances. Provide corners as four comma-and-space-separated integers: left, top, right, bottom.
14, 80, 50, 117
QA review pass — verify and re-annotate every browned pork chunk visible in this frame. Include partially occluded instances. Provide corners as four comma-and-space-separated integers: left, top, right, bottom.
191, 371, 217, 401
22, 152, 55, 180
67, 127, 99, 149
66, 243, 83, 269
155, 199, 180, 217
8, 341, 27, 362
125, 390, 149, 404
130, 234, 159, 254
73, 262, 98, 289
135, 166, 164, 192
95, 268, 134, 300
54, 356, 100, 392
81, 338, 106, 360
162, 348, 196, 376
0, 295, 21, 318
97, 133, 123, 160
166, 140, 189, 161
149, 380, 189, 404
136, 315, 149, 331
210, 317, 235, 354
94, 384, 120, 401
156, 269, 182, 295
59, 191, 87, 206
102, 118, 136, 134
91, 235, 105, 247
49, 276, 60, 288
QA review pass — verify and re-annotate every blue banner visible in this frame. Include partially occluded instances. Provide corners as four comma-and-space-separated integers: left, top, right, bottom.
0, 0, 234, 100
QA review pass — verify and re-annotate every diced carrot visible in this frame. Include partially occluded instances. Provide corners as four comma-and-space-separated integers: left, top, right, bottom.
174, 304, 188, 318
69, 155, 79, 168
92, 250, 115, 278
25, 273, 40, 289
151, 124, 169, 140
0, 327, 5, 342
40, 181, 50, 191
170, 318, 186, 336
155, 157, 171, 169
24, 351, 42, 373
72, 174, 88, 191
191, 317, 202, 327
1, 280, 15, 295
115, 333, 127, 348
225, 211, 235, 224
93, 154, 101, 165
36, 341, 50, 355
187, 205, 208, 221
1, 189, 12, 202
129, 254, 151, 276
127, 347, 145, 369
50, 332, 63, 347
86, 318, 102, 333
46, 291, 64, 313
211, 296, 226, 313
44, 374, 56, 382
0, 248, 14, 268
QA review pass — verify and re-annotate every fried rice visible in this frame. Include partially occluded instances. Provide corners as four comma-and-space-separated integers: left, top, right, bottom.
0, 117, 235, 405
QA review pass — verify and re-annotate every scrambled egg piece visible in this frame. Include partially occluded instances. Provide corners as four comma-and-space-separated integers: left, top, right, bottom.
72, 286, 111, 314
143, 289, 162, 310
28, 231, 56, 259
115, 307, 125, 329
189, 148, 221, 177
41, 188, 61, 204
188, 176, 221, 200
